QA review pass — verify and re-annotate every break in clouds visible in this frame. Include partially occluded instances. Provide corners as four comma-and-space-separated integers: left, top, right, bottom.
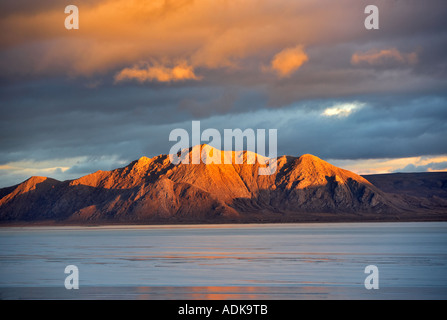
0, 0, 447, 187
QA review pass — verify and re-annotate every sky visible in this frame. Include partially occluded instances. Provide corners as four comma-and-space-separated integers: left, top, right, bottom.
1, 0, 447, 188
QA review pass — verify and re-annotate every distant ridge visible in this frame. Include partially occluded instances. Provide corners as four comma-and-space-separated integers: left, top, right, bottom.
1, 145, 446, 224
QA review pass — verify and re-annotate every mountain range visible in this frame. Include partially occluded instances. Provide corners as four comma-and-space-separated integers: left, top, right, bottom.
1, 145, 446, 224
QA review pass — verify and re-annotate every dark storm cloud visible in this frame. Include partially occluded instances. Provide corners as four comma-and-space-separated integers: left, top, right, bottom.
160, 94, 447, 159
0, 84, 183, 163
278, 95, 447, 160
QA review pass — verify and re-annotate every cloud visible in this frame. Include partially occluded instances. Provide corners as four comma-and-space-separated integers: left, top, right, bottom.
179, 88, 238, 117
322, 102, 364, 118
0, 155, 133, 187
270, 45, 308, 77
0, 0, 368, 78
330, 156, 447, 175
0, 158, 79, 187
1, 0, 444, 94
114, 61, 200, 83
393, 161, 447, 173
351, 48, 418, 67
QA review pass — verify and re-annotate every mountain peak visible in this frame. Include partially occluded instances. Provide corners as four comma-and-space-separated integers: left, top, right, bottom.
134, 156, 152, 167
0, 176, 60, 208
173, 144, 272, 166
0, 148, 406, 223
27, 176, 50, 182
137, 155, 151, 162
24, 176, 59, 189
298, 153, 323, 161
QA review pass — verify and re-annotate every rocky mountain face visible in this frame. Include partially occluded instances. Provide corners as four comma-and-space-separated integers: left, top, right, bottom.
0, 145, 444, 224
363, 172, 447, 213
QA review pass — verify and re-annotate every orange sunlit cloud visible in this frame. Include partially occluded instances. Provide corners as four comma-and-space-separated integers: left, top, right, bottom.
114, 61, 201, 83
351, 48, 418, 66
270, 45, 309, 77
0, 0, 367, 78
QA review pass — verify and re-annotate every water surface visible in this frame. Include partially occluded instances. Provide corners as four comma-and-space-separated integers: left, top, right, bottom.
1, 222, 446, 299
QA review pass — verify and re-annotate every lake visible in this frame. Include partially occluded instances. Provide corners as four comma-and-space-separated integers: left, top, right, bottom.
1, 222, 446, 299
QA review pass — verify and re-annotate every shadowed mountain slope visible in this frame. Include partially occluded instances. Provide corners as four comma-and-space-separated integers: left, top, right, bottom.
1, 145, 446, 224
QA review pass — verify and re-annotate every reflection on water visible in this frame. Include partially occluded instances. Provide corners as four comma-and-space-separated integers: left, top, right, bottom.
3, 285, 447, 300
0, 222, 447, 299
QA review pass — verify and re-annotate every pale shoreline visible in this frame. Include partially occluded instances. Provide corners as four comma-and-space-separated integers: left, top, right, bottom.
1, 218, 447, 230
2, 208, 447, 228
